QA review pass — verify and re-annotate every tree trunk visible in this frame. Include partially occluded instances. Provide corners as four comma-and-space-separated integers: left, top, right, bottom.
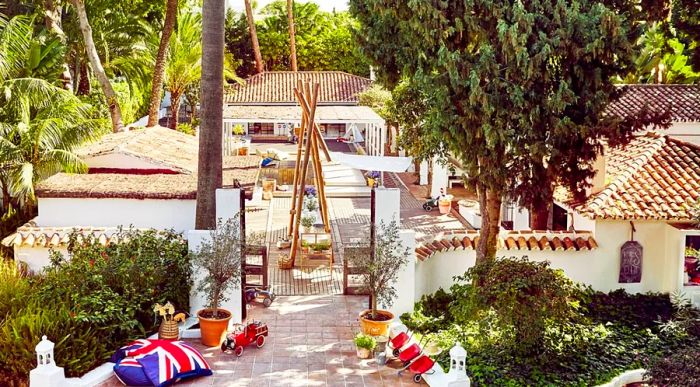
426, 162, 433, 198
476, 184, 502, 265
195, 0, 225, 230
530, 195, 551, 230
44, 0, 73, 92
244, 0, 264, 74
147, 0, 179, 127
169, 92, 181, 129
71, 0, 124, 132
287, 0, 297, 71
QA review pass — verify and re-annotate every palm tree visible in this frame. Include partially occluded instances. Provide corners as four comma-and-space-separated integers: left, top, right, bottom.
0, 78, 105, 213
287, 0, 297, 71
70, 0, 124, 133
147, 0, 179, 127
165, 12, 202, 129
196, 0, 225, 229
244, 0, 264, 74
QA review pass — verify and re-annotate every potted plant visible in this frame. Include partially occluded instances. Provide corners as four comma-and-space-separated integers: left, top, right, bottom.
153, 302, 187, 340
348, 220, 411, 336
190, 217, 243, 346
353, 333, 376, 359
301, 215, 315, 233
366, 171, 380, 187
305, 197, 319, 213
438, 194, 454, 214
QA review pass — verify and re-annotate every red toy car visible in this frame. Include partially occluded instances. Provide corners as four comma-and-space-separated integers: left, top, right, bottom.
220, 321, 269, 357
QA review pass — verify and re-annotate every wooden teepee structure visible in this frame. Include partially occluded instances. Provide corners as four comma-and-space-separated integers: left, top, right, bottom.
287, 80, 332, 266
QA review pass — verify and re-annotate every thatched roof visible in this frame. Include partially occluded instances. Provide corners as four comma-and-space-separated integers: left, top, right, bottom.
36, 155, 261, 200
77, 126, 199, 173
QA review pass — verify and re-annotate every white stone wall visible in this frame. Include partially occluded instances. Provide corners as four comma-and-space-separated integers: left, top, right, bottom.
14, 246, 69, 274
36, 197, 196, 232
415, 220, 682, 297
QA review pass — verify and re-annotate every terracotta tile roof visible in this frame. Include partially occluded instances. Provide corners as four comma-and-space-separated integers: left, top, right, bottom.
606, 84, 700, 122
35, 156, 261, 200
1, 220, 127, 248
224, 71, 373, 105
571, 134, 700, 220
415, 230, 598, 261
77, 126, 199, 173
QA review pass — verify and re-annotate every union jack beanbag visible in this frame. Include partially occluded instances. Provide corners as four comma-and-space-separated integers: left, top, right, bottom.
112, 339, 212, 386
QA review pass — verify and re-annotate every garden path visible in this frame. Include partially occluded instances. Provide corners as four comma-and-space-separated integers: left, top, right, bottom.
97, 295, 427, 386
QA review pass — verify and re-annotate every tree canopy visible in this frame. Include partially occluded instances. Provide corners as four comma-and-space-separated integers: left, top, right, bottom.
350, 0, 671, 261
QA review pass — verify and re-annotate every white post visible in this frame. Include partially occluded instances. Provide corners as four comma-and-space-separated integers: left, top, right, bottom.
431, 157, 449, 199
187, 188, 243, 324
373, 188, 415, 317
419, 161, 429, 185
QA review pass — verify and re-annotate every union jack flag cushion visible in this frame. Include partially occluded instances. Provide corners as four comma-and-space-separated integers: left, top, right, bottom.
112, 339, 212, 386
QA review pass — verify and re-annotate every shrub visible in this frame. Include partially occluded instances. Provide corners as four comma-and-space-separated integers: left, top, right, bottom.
646, 344, 700, 386
176, 122, 196, 135
39, 228, 191, 338
451, 257, 578, 354
0, 299, 111, 378
0, 259, 31, 319
401, 287, 455, 333
577, 287, 673, 329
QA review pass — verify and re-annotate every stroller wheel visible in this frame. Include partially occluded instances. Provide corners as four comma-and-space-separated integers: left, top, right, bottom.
413, 374, 422, 383
393, 348, 400, 357
263, 297, 272, 307
423, 204, 432, 211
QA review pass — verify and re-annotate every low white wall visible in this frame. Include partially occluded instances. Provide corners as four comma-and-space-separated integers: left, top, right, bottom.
431, 157, 449, 199
37, 198, 196, 232
14, 246, 69, 274
416, 220, 679, 297
664, 122, 700, 145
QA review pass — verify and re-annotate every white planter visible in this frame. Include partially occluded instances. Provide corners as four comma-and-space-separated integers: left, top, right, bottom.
459, 200, 481, 229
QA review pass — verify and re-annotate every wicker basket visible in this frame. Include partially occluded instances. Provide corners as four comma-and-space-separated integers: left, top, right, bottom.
277, 254, 293, 270
158, 320, 180, 340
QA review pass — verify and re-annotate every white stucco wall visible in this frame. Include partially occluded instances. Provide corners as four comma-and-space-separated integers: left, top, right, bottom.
36, 197, 196, 232
662, 122, 700, 145
415, 220, 680, 298
14, 246, 69, 274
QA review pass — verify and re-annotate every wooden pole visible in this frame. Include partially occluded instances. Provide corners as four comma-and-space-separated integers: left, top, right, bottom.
289, 83, 319, 266
313, 123, 331, 162
288, 102, 307, 238
310, 133, 330, 232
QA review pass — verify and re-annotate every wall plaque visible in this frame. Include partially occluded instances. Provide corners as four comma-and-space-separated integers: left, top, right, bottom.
619, 241, 643, 283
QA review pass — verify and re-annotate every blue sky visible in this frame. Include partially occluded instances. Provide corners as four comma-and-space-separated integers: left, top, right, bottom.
228, 0, 349, 12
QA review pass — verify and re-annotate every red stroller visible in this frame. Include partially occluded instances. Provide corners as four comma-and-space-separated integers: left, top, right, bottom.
400, 354, 437, 383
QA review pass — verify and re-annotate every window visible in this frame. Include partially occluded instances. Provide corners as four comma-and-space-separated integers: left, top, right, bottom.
319, 123, 346, 138
251, 122, 274, 135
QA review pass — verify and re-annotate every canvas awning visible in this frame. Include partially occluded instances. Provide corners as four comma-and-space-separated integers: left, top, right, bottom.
329, 152, 413, 173
223, 105, 384, 123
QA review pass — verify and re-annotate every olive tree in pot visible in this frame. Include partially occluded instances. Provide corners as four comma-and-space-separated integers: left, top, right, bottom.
349, 220, 410, 336
190, 217, 243, 346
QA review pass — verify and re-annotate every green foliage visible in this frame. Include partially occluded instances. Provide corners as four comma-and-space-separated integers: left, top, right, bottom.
0, 259, 30, 318
646, 344, 700, 386
400, 259, 695, 386
0, 299, 111, 378
357, 84, 393, 121
177, 123, 196, 136
190, 217, 243, 318
225, 3, 369, 77
347, 220, 411, 319
353, 333, 376, 350
40, 228, 191, 338
577, 287, 673, 329
452, 257, 578, 354
0, 228, 191, 382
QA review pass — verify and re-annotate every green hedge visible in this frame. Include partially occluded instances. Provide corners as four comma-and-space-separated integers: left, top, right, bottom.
401, 257, 694, 386
0, 228, 191, 383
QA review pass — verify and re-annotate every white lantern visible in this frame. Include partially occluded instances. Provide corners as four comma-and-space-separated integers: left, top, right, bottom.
30, 335, 66, 387
448, 342, 468, 380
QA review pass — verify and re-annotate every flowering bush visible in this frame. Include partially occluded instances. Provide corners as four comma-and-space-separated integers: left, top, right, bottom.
366, 171, 380, 179
304, 186, 317, 197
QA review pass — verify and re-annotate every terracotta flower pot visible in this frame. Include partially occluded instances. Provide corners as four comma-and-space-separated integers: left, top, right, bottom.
358, 309, 394, 337
197, 308, 232, 347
